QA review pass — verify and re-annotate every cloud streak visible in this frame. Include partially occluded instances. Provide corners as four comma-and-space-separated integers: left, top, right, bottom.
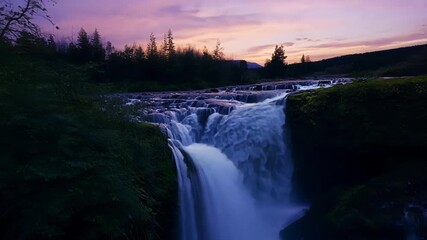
304, 32, 427, 49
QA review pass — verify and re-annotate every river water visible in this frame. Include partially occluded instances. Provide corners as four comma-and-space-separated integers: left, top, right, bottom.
112, 79, 348, 240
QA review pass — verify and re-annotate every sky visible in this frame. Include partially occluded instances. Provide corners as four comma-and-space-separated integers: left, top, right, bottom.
38, 0, 427, 64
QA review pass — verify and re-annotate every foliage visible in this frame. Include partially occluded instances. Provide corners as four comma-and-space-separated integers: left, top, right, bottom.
91, 28, 105, 61
33, 28, 249, 89
264, 44, 287, 78
300, 54, 311, 63
64, 28, 107, 64
146, 32, 158, 60
0, 0, 56, 40
101, 31, 247, 89
161, 29, 175, 62
212, 40, 224, 61
0, 43, 177, 239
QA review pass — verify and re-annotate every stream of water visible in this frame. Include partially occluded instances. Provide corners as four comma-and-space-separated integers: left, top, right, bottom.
115, 79, 348, 240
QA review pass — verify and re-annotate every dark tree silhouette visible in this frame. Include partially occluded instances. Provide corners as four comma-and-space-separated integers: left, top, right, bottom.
162, 29, 175, 61
76, 28, 91, 62
91, 28, 105, 61
37, 27, 249, 86
264, 44, 287, 78
301, 54, 306, 63
77, 28, 90, 50
202, 46, 211, 59
0, 0, 57, 41
15, 31, 46, 54
161, 33, 168, 58
134, 45, 144, 61
166, 29, 175, 58
165, 29, 176, 61
213, 40, 224, 60
146, 32, 157, 60
47, 34, 56, 50
105, 41, 114, 59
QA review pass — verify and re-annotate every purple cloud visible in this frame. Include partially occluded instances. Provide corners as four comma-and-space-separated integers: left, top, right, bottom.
306, 32, 427, 49
247, 42, 295, 53
296, 37, 320, 42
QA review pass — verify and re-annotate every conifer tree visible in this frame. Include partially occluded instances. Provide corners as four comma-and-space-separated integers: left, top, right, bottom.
146, 32, 157, 59
161, 29, 175, 61
213, 40, 224, 60
264, 44, 287, 77
105, 41, 114, 59
91, 29, 105, 61
76, 28, 91, 62
166, 29, 175, 59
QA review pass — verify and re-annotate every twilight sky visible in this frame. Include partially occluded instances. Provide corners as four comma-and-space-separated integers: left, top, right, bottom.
39, 0, 427, 64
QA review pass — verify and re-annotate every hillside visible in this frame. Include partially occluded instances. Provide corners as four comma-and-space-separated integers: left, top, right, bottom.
286, 44, 427, 77
0, 42, 177, 239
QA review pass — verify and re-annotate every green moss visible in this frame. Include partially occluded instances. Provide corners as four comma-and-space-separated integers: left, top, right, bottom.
283, 76, 427, 239
287, 76, 427, 200
0, 44, 177, 239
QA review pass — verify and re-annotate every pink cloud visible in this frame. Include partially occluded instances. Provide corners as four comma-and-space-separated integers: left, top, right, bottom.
247, 42, 295, 53
305, 32, 427, 49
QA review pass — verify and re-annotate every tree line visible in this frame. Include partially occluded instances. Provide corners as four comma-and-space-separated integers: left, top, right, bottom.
3, 26, 251, 88
1, 0, 300, 87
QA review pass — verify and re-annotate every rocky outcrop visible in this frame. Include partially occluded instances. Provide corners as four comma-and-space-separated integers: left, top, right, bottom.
283, 76, 427, 239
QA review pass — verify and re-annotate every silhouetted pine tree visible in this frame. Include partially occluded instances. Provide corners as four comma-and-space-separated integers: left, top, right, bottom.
146, 33, 158, 60
76, 28, 91, 63
213, 40, 224, 60
105, 41, 114, 59
166, 29, 175, 60
91, 29, 105, 62
264, 44, 287, 78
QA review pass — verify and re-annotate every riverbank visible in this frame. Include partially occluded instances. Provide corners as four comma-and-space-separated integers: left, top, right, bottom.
283, 75, 427, 239
0, 44, 177, 239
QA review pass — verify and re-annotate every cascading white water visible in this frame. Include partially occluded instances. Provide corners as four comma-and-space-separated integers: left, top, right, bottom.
183, 143, 277, 240
114, 79, 349, 240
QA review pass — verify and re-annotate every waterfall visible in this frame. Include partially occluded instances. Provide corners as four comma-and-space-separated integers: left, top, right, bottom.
113, 79, 349, 240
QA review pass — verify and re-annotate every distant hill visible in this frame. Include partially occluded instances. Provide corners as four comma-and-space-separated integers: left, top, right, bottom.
247, 62, 263, 69
286, 44, 427, 77
231, 60, 262, 69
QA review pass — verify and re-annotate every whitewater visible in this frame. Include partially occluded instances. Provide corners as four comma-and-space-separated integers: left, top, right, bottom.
116, 79, 348, 240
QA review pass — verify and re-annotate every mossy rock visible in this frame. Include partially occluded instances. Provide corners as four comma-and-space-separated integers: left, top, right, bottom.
282, 162, 427, 240
283, 76, 427, 239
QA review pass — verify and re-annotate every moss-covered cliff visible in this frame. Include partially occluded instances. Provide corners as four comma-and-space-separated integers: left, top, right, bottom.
0, 42, 177, 239
283, 76, 427, 239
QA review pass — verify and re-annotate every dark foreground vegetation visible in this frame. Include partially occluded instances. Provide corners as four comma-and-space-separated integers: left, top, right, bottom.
2, 2, 427, 239
283, 76, 427, 239
0, 41, 177, 239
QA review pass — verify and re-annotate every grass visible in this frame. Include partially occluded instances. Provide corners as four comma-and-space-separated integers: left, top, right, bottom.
0, 42, 177, 240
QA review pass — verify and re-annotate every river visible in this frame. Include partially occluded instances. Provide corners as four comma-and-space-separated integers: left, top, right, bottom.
113, 79, 349, 240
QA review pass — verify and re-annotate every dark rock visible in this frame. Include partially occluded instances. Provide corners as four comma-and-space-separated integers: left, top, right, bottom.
284, 76, 427, 239
254, 85, 263, 91
205, 88, 220, 93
